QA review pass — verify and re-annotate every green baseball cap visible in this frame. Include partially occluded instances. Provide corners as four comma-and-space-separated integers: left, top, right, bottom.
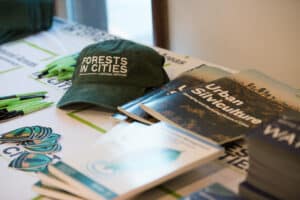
57, 39, 169, 111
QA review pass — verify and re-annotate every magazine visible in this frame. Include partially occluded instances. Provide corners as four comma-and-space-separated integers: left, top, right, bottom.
38, 122, 223, 200
141, 69, 300, 144
118, 64, 232, 124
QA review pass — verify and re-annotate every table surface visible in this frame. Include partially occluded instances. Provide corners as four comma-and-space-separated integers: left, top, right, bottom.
0, 18, 245, 200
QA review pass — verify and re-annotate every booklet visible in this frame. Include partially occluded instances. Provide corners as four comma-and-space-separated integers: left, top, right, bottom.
118, 64, 232, 124
141, 69, 300, 144
42, 122, 223, 200
117, 89, 161, 124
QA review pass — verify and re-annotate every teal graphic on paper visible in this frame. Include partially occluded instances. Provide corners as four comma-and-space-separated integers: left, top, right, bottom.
32, 125, 53, 140
88, 148, 181, 174
22, 133, 60, 148
24, 143, 62, 154
2, 126, 62, 173
8, 152, 52, 172
0, 127, 35, 142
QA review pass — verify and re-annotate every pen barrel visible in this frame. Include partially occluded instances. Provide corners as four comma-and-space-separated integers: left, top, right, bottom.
0, 95, 16, 100
19, 95, 46, 100
5, 98, 43, 112
0, 91, 47, 104
17, 91, 47, 97
0, 98, 19, 107
23, 102, 53, 114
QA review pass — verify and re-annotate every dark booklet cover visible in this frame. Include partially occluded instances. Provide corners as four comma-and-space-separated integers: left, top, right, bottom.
248, 112, 300, 159
118, 64, 232, 124
243, 112, 300, 200
239, 181, 276, 200
141, 69, 300, 144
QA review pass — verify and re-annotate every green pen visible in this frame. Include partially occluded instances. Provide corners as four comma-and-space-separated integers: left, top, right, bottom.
0, 102, 53, 121
10, 101, 53, 117
4, 98, 43, 112
21, 101, 53, 114
0, 96, 45, 109
0, 98, 19, 107
7, 97, 43, 106
0, 91, 47, 101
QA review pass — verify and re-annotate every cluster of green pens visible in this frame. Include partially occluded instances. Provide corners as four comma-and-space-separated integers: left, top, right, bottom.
37, 53, 79, 81
0, 91, 53, 121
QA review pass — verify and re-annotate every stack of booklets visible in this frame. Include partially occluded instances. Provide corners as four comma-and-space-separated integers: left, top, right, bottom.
117, 64, 232, 125
239, 113, 300, 200
118, 64, 300, 145
139, 69, 300, 145
33, 122, 223, 200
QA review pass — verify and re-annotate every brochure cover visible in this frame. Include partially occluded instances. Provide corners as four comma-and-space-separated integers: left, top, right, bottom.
141, 69, 300, 144
118, 64, 232, 124
181, 183, 241, 200
46, 122, 223, 200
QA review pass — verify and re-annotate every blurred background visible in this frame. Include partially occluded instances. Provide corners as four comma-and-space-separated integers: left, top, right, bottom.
55, 0, 300, 88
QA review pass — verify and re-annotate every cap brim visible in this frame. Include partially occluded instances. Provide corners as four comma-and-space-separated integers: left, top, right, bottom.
57, 83, 146, 111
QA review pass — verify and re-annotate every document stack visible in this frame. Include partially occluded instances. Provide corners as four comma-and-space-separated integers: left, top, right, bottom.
239, 113, 300, 200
